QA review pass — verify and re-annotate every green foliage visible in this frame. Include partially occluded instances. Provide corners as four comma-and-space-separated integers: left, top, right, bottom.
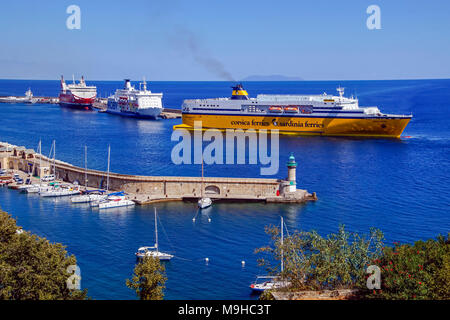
126, 256, 167, 300
0, 210, 88, 300
365, 234, 450, 300
256, 224, 384, 291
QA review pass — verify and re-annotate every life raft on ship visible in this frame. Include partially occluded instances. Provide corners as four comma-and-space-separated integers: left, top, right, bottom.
284, 106, 299, 113
268, 106, 283, 113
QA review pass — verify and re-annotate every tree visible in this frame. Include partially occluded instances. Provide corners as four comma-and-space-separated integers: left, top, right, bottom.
366, 234, 450, 300
0, 210, 88, 300
255, 224, 384, 292
126, 256, 167, 300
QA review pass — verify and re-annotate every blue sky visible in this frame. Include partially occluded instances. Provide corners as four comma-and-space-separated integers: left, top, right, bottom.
0, 0, 449, 80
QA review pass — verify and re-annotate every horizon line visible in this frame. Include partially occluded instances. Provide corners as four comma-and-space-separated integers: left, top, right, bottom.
1, 77, 450, 82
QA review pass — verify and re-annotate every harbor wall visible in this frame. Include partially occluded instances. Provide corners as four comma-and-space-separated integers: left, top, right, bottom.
1, 142, 316, 204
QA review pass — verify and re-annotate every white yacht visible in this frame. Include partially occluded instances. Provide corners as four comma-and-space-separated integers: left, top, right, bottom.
71, 191, 107, 203
106, 79, 163, 119
136, 208, 174, 261
40, 186, 81, 197
98, 193, 135, 209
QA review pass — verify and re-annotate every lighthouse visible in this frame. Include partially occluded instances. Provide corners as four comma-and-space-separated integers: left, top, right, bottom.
287, 153, 297, 193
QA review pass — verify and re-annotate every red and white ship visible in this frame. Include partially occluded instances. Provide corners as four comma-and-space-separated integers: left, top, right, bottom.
59, 75, 97, 110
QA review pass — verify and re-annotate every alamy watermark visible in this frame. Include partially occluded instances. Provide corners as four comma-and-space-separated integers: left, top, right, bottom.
171, 121, 280, 176
366, 265, 381, 289
366, 5, 381, 30
66, 5, 81, 30
66, 264, 81, 290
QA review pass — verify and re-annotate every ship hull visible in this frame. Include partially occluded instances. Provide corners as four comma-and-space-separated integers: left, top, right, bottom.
105, 109, 160, 119
59, 94, 95, 110
175, 114, 411, 138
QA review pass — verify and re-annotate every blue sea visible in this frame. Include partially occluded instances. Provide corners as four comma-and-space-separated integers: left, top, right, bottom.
0, 79, 449, 300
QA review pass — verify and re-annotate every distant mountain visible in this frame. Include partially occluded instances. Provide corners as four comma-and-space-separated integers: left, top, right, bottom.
241, 74, 304, 81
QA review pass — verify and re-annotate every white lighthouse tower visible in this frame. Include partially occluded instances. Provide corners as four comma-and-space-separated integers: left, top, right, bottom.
286, 153, 297, 193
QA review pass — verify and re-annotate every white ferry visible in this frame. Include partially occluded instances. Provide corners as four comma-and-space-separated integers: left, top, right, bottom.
106, 79, 163, 119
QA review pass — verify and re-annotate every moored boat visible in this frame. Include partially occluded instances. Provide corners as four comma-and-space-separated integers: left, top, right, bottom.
98, 194, 135, 209
106, 79, 163, 119
59, 75, 97, 110
135, 208, 174, 260
250, 216, 291, 293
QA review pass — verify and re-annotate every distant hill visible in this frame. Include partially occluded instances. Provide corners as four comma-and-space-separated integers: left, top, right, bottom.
241, 74, 304, 81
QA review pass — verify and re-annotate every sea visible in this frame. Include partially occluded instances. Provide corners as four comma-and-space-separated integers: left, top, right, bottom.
0, 79, 449, 299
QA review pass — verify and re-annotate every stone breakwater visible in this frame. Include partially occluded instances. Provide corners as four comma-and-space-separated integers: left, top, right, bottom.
0, 141, 317, 205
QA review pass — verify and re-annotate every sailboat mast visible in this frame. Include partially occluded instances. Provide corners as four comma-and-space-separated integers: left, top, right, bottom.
106, 145, 110, 191
53, 140, 56, 177
201, 156, 204, 198
281, 216, 284, 274
84, 145, 87, 189
38, 140, 42, 185
154, 207, 159, 252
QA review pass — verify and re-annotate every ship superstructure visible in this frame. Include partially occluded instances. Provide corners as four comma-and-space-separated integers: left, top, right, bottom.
175, 84, 412, 138
59, 75, 97, 109
106, 79, 163, 119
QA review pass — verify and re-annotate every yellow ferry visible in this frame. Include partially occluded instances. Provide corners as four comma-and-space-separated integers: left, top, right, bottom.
173, 84, 412, 138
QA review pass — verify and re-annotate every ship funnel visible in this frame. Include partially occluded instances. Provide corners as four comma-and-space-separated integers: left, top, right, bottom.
231, 83, 249, 100
124, 79, 132, 90
60, 75, 67, 90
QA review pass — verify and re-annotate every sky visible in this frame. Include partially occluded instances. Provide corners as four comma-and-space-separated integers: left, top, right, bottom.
0, 0, 449, 81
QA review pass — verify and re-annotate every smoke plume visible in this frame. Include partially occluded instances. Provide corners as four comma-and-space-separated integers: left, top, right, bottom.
171, 27, 235, 81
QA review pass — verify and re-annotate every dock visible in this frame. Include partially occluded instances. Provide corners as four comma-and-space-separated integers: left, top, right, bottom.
0, 95, 181, 119
93, 100, 181, 119
0, 142, 317, 205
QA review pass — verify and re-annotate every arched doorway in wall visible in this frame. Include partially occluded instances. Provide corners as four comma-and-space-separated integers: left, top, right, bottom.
205, 185, 220, 195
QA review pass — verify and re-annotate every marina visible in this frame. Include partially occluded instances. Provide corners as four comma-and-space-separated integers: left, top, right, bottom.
0, 141, 317, 205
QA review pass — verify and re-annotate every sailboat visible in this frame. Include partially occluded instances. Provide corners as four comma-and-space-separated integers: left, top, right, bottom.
250, 216, 291, 293
19, 141, 42, 192
197, 156, 212, 209
26, 140, 51, 193
90, 145, 112, 207
136, 208, 174, 260
89, 145, 134, 209
71, 146, 107, 203
39, 140, 81, 197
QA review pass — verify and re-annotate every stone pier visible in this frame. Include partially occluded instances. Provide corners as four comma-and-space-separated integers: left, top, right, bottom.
0, 142, 317, 204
